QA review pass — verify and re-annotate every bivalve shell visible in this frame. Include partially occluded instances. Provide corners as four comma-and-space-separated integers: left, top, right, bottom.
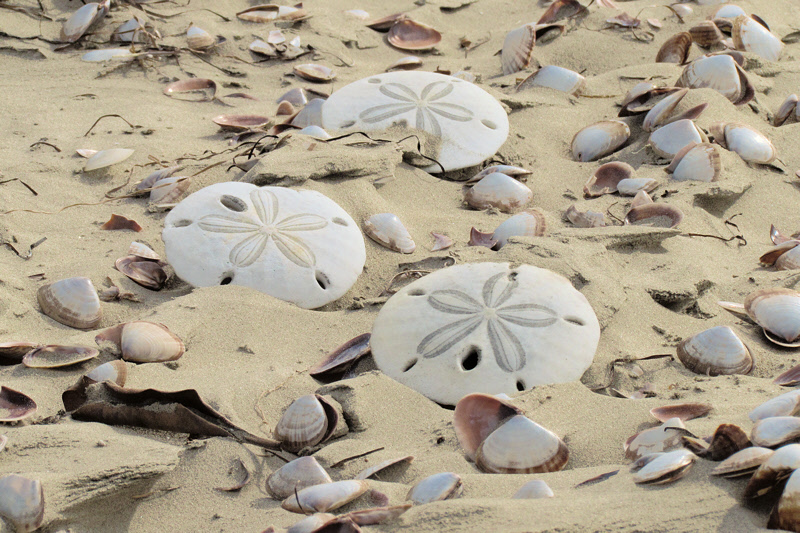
718, 122, 776, 164
355, 455, 414, 481
571, 120, 630, 162
95, 321, 184, 363
666, 142, 722, 182
774, 94, 799, 127
475, 414, 569, 474
689, 21, 725, 48
512, 479, 554, 499
732, 15, 783, 62
656, 32, 692, 64
565, 205, 605, 228
676, 326, 753, 376
464, 172, 533, 213
115, 256, 168, 290
624, 203, 683, 228
466, 165, 532, 184
744, 288, 800, 346
363, 213, 415, 254
294, 64, 335, 83
0, 342, 38, 365
501, 24, 536, 75
632, 449, 696, 484
84, 148, 134, 172
453, 393, 522, 461
712, 446, 773, 478
387, 20, 441, 51
187, 25, 215, 50
625, 418, 685, 461
281, 480, 369, 513
650, 403, 712, 423
643, 88, 688, 132
648, 119, 707, 159
85, 360, 127, 385
37, 277, 101, 329
517, 65, 585, 95
676, 53, 754, 105
267, 456, 332, 500
0, 386, 37, 422
61, 1, 107, 43
750, 389, 800, 422
768, 468, 800, 531
491, 209, 547, 249
0, 474, 44, 533
22, 345, 99, 369
583, 161, 634, 197
751, 417, 800, 448
274, 394, 338, 453
617, 178, 658, 197
406, 472, 462, 504
744, 443, 800, 498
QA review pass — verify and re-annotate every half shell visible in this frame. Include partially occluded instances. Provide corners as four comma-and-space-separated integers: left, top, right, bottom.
712, 446, 773, 478
750, 390, 800, 422
743, 443, 800, 498
84, 149, 134, 172
571, 120, 630, 162
648, 119, 707, 159
716, 122, 776, 164
95, 321, 184, 363
512, 479, 554, 499
676, 326, 753, 376
453, 393, 522, 461
751, 417, 800, 448
517, 65, 585, 95
0, 386, 37, 422
744, 288, 800, 346
294, 64, 335, 83
387, 20, 441, 51
475, 414, 569, 474
0, 474, 44, 533
464, 172, 533, 213
491, 209, 547, 249
37, 277, 101, 329
632, 449, 696, 484
583, 162, 634, 197
676, 53, 754, 105
274, 394, 338, 453
625, 418, 685, 461
655, 32, 692, 64
624, 203, 683, 228
22, 345, 99, 369
267, 456, 332, 500
732, 15, 783, 62
665, 142, 722, 182
406, 472, 462, 504
281, 480, 369, 513
363, 214, 415, 254
61, 1, 107, 43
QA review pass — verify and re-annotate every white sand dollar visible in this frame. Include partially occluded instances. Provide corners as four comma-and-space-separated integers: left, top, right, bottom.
162, 182, 365, 309
320, 71, 509, 173
370, 262, 600, 405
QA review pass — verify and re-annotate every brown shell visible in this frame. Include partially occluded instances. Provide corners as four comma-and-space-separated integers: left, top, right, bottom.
475, 415, 569, 474
293, 64, 335, 83
115, 256, 168, 290
37, 277, 102, 330
537, 0, 586, 24
212, 114, 271, 131
163, 78, 217, 101
387, 20, 442, 51
689, 21, 725, 48
366, 12, 407, 32
0, 386, 37, 422
656, 32, 692, 64
700, 424, 751, 461
23, 345, 99, 369
0, 342, 38, 365
453, 393, 523, 461
650, 403, 712, 423
624, 203, 683, 228
310, 333, 371, 378
584, 162, 635, 197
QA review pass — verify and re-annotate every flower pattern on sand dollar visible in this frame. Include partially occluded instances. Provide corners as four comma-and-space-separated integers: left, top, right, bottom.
417, 272, 559, 372
197, 188, 327, 268
359, 81, 474, 138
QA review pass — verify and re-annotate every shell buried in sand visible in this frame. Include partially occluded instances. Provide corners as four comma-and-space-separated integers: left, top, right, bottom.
370, 262, 600, 405
162, 182, 365, 309
320, 71, 509, 172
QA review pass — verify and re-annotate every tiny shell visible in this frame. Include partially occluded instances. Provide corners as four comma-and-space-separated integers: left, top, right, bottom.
616, 178, 658, 197
187, 25, 216, 51
624, 203, 683, 228
0, 386, 37, 422
387, 20, 441, 51
281, 480, 369, 513
294, 64, 335, 83
571, 120, 630, 162
512, 479, 554, 499
491, 209, 547, 249
22, 345, 99, 369
676, 326, 753, 376
363, 214, 415, 254
309, 333, 371, 378
774, 94, 799, 127
565, 205, 605, 228
84, 149, 134, 172
0, 474, 44, 533
267, 456, 332, 500
407, 472, 462, 504
37, 277, 102, 329
632, 449, 696, 484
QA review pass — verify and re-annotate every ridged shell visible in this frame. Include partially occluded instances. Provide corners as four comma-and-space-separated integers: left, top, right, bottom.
666, 142, 722, 182
37, 277, 101, 329
643, 88, 688, 132
281, 480, 369, 513
61, 2, 106, 43
751, 417, 800, 448
267, 456, 332, 500
453, 393, 522, 461
656, 32, 692, 64
491, 209, 547, 249
116, 321, 184, 363
676, 53, 753, 105
584, 162, 635, 197
721, 122, 776, 164
512, 479, 554, 499
769, 468, 800, 531
22, 345, 99, 369
187, 26, 215, 50
689, 21, 725, 48
712, 446, 773, 478
732, 15, 783, 62
701, 424, 751, 461
387, 20, 441, 51
744, 288, 800, 346
274, 395, 338, 453
624, 418, 685, 461
501, 24, 535, 75
743, 443, 800, 499
624, 203, 683, 228
750, 390, 800, 422
517, 65, 585, 95
650, 403, 712, 423
648, 119, 707, 159
475, 415, 569, 474
571, 120, 630, 162
406, 472, 462, 504
0, 386, 37, 422
84, 148, 134, 172
363, 213, 415, 254
632, 449, 696, 484
0, 474, 44, 533
617, 178, 658, 196
676, 326, 753, 376
464, 173, 533, 213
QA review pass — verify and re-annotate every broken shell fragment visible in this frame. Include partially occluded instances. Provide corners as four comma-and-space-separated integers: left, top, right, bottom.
656, 32, 692, 64
625, 418, 685, 461
267, 456, 332, 500
0, 474, 44, 533
113, 16, 144, 43
566, 205, 605, 228
430, 232, 454, 252
84, 148, 135, 172
624, 203, 683, 228
648, 119, 707, 159
517, 65, 585, 95
676, 53, 754, 105
95, 321, 184, 363
22, 345, 99, 369
512, 479, 554, 499
732, 15, 783, 62
355, 455, 414, 481
407, 472, 462, 504
363, 214, 415, 254
475, 414, 569, 474
86, 360, 127, 385
584, 161, 635, 197
81, 49, 133, 62
387, 20, 441, 50
212, 115, 271, 131
712, 446, 773, 478
676, 326, 753, 376
281, 480, 369, 514
632, 449, 696, 484
274, 394, 338, 453
294, 64, 335, 83
571, 120, 630, 162
310, 333, 371, 378
149, 176, 190, 205
386, 56, 423, 71
454, 393, 523, 461
491, 209, 547, 249
750, 390, 800, 422
650, 403, 712, 423
666, 142, 722, 182
744, 288, 800, 347
464, 173, 533, 213
0, 386, 37, 422
287, 513, 336, 533
37, 277, 102, 329
774, 94, 798, 127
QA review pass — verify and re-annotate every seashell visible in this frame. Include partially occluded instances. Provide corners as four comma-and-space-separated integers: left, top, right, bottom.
0, 342, 38, 365
294, 64, 335, 83
81, 49, 133, 62
310, 333, 371, 378
387, 20, 441, 51
466, 165, 532, 184
237, 4, 308, 22
676, 53, 753, 106
406, 472, 462, 504
671, 4, 692, 18
621, 82, 656, 109
0, 435, 5, 452
61, 1, 108, 43
386, 56, 423, 72
346, 504, 412, 526
714, 5, 747, 19
624, 418, 685, 461
624, 203, 683, 228
750, 390, 800, 422
751, 417, 800, 448
163, 79, 217, 101
136, 166, 182, 192
76, 148, 99, 158
453, 393, 522, 461
84, 148, 134, 172
744, 288, 800, 347
712, 446, 773, 478
369, 262, 601, 405
37, 277, 101, 329
95, 321, 184, 363
732, 15, 783, 62
665, 142, 722, 182
212, 115, 271, 131
281, 480, 369, 513
187, 25, 216, 51
650, 403, 712, 423
287, 513, 337, 533
267, 456, 332, 500
631, 191, 651, 209
769, 468, 800, 531
464, 172, 533, 213
643, 88, 688, 132
676, 326, 753, 376
585, 162, 636, 199
289, 98, 325, 129
648, 119, 707, 159
571, 120, 630, 162
363, 213, 415, 254
744, 443, 800, 499
0, 474, 44, 533
689, 21, 725, 48
366, 12, 407, 32
355, 455, 414, 481
537, 0, 585, 24
656, 32, 692, 64
430, 232, 453, 252
669, 102, 709, 123
0, 387, 37, 422
113, 17, 145, 43
775, 245, 800, 271
476, 414, 569, 474
512, 479, 554, 499
517, 65, 585, 95
115, 256, 168, 290
715, 122, 776, 164
617, 178, 658, 196
22, 345, 99, 369
345, 9, 369, 20
491, 209, 547, 249
128, 241, 161, 261
774, 94, 798, 127
501, 23, 536, 75
565, 205, 606, 228
274, 394, 338, 453
249, 39, 277, 57
85, 360, 127, 385
297, 126, 331, 140
632, 449, 696, 484
775, 364, 800, 387
700, 424, 751, 461
149, 176, 190, 205
277, 101, 296, 116
468, 227, 498, 248
770, 225, 796, 246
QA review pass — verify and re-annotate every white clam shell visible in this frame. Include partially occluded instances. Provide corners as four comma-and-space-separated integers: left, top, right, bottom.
85, 360, 127, 385
406, 472, 462, 504
0, 474, 44, 533
676, 326, 753, 376
750, 390, 800, 422
274, 395, 334, 453
745, 289, 800, 346
711, 446, 773, 477
732, 15, 783, 62
666, 143, 722, 182
363, 213, 415, 254
187, 26, 215, 50
61, 2, 106, 42
676, 54, 750, 104
771, 468, 800, 531
291, 99, 325, 128
518, 65, 585, 95
286, 513, 337, 533
321, 71, 509, 172
491, 209, 546, 248
81, 49, 133, 62
571, 120, 630, 162
776, 246, 800, 271
744, 444, 800, 499
751, 417, 800, 448
466, 165, 532, 184
476, 414, 569, 474
162, 183, 366, 309
625, 418, 685, 461
512, 479, 554, 499
114, 17, 144, 43
267, 456, 332, 500
119, 321, 184, 363
464, 172, 533, 213
722, 123, 776, 164
648, 119, 706, 159
149, 176, 190, 205
370, 262, 601, 405
632, 449, 696, 484
643, 88, 688, 132
37, 277, 101, 330
297, 126, 332, 140
583, 162, 634, 197
281, 480, 369, 514
616, 178, 658, 196
714, 5, 747, 19
84, 148, 134, 172
566, 205, 605, 228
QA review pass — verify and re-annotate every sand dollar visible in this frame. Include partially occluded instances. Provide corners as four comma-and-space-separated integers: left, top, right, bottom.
320, 71, 509, 173
162, 182, 365, 309
370, 263, 600, 405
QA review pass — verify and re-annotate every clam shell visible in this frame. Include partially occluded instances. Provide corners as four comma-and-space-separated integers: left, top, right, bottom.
149, 176, 190, 205
363, 213, 415, 254
466, 165, 532, 184
744, 443, 800, 498
386, 56, 423, 71
464, 172, 533, 213
565, 205, 605, 228
430, 232, 454, 252
631, 191, 651, 208
643, 88, 688, 132
676, 326, 753, 376
212, 115, 271, 131
624, 203, 683, 228
0, 342, 38, 365
650, 403, 712, 423
187, 26, 215, 50
501, 24, 536, 75
22, 345, 99, 369
491, 209, 547, 249
0, 386, 37, 422
689, 21, 725, 48
310, 333, 371, 378
267, 456, 332, 500
84, 148, 134, 172
617, 178, 658, 196
347, 504, 412, 526
512, 479, 554, 499
776, 246, 800, 271
81, 49, 133, 62
632, 449, 696, 484
701, 423, 751, 461
297, 126, 331, 140
118, 321, 184, 363
37, 277, 101, 329
355, 455, 414, 481
61, 1, 106, 43
85, 360, 127, 385
163, 79, 217, 101
714, 5, 747, 19
287, 513, 336, 533
453, 392, 522, 461
517, 65, 585, 95
276, 101, 296, 116
294, 64, 335, 83
769, 468, 800, 531
571, 120, 630, 162
621, 82, 656, 109
475, 414, 569, 474
720, 122, 776, 164
751, 417, 800, 448
237, 4, 307, 22
666, 142, 722, 182
732, 15, 783, 62
624, 418, 685, 461
676, 53, 753, 105
366, 12, 407, 31
406, 472, 462, 504
136, 166, 182, 193
278, 88, 308, 107
290, 99, 325, 129
0, 474, 44, 533
387, 20, 441, 50
274, 394, 338, 453
671, 4, 692, 18
281, 480, 369, 513
113, 17, 144, 43
115, 256, 168, 290
583, 161, 635, 197
712, 446, 773, 478
774, 94, 798, 127
648, 119, 707, 159
744, 288, 800, 346
249, 39, 277, 57
750, 389, 800, 422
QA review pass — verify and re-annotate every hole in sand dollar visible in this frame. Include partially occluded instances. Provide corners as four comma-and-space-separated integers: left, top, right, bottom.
564, 316, 586, 326
173, 219, 192, 228
315, 271, 330, 290
332, 217, 349, 226
516, 379, 526, 392
220, 274, 233, 285
340, 120, 356, 128
408, 288, 425, 296
220, 195, 247, 212
461, 346, 481, 371
368, 78, 381, 84
481, 119, 497, 130
402, 358, 418, 372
